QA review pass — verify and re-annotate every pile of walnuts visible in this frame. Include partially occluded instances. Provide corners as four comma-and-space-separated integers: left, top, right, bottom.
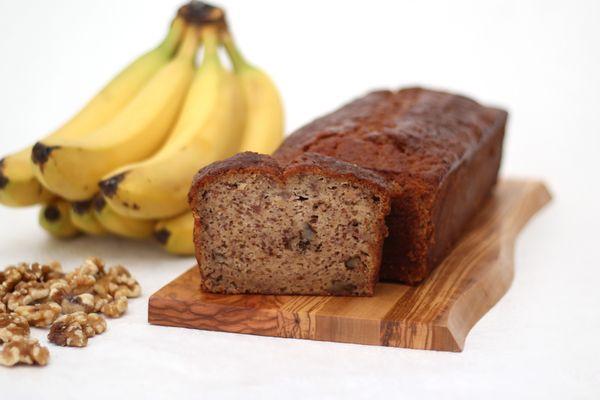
0, 258, 140, 367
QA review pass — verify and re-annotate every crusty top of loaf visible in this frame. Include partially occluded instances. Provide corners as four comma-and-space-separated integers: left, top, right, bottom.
188, 152, 394, 212
286, 152, 393, 192
273, 87, 508, 189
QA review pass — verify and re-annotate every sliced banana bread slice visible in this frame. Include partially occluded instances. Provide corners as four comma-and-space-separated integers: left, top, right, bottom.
188, 152, 392, 296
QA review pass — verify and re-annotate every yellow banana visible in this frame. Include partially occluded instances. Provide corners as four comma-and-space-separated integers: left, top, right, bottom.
99, 28, 246, 219
93, 196, 155, 239
0, 17, 185, 207
39, 200, 80, 239
69, 201, 107, 235
0, 157, 54, 206
223, 32, 284, 154
154, 211, 195, 255
32, 26, 200, 201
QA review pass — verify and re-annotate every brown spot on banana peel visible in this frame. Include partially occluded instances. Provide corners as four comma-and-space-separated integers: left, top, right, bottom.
43, 205, 61, 222
31, 142, 60, 171
72, 200, 93, 215
93, 195, 107, 212
154, 228, 171, 246
99, 172, 128, 199
0, 158, 8, 189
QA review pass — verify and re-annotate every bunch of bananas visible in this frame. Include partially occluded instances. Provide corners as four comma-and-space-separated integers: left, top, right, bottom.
0, 2, 284, 256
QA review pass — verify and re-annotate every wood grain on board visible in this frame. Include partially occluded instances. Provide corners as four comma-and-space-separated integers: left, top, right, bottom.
149, 179, 551, 352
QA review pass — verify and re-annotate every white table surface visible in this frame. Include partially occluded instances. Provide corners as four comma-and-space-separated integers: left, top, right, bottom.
0, 0, 598, 399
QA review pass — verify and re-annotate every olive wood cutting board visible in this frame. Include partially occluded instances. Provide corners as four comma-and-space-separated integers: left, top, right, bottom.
148, 179, 551, 352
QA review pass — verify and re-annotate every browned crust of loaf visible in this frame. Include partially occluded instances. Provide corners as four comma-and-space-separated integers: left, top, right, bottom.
285, 152, 394, 194
189, 152, 281, 208
188, 151, 392, 296
274, 87, 507, 182
188, 152, 393, 213
274, 87, 508, 284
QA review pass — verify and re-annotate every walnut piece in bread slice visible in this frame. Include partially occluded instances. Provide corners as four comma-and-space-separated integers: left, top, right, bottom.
188, 152, 392, 296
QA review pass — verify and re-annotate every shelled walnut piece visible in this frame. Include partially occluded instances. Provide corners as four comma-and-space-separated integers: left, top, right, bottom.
61, 293, 95, 314
0, 313, 30, 343
1, 262, 65, 307
94, 265, 141, 299
48, 279, 69, 303
15, 302, 62, 328
48, 312, 107, 347
0, 258, 141, 367
96, 294, 128, 318
5, 281, 50, 311
65, 257, 106, 295
0, 336, 49, 366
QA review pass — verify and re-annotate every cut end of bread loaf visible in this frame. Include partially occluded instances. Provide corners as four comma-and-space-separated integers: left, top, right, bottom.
189, 152, 391, 296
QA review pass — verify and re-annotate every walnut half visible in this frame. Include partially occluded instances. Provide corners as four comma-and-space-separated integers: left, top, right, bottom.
94, 265, 141, 299
99, 295, 128, 318
0, 337, 49, 367
0, 313, 30, 343
4, 281, 49, 311
48, 312, 106, 347
15, 302, 62, 328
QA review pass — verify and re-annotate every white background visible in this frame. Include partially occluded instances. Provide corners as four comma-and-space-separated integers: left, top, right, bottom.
0, 0, 598, 398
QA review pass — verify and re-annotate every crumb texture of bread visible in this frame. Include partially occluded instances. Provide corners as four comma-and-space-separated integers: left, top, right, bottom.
190, 153, 390, 296
274, 87, 507, 284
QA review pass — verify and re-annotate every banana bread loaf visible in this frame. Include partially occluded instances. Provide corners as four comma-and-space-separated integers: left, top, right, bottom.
188, 152, 392, 296
274, 87, 507, 284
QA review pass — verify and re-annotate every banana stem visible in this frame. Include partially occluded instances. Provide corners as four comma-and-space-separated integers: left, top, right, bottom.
201, 27, 220, 63
221, 33, 250, 72
158, 17, 186, 56
176, 26, 201, 62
